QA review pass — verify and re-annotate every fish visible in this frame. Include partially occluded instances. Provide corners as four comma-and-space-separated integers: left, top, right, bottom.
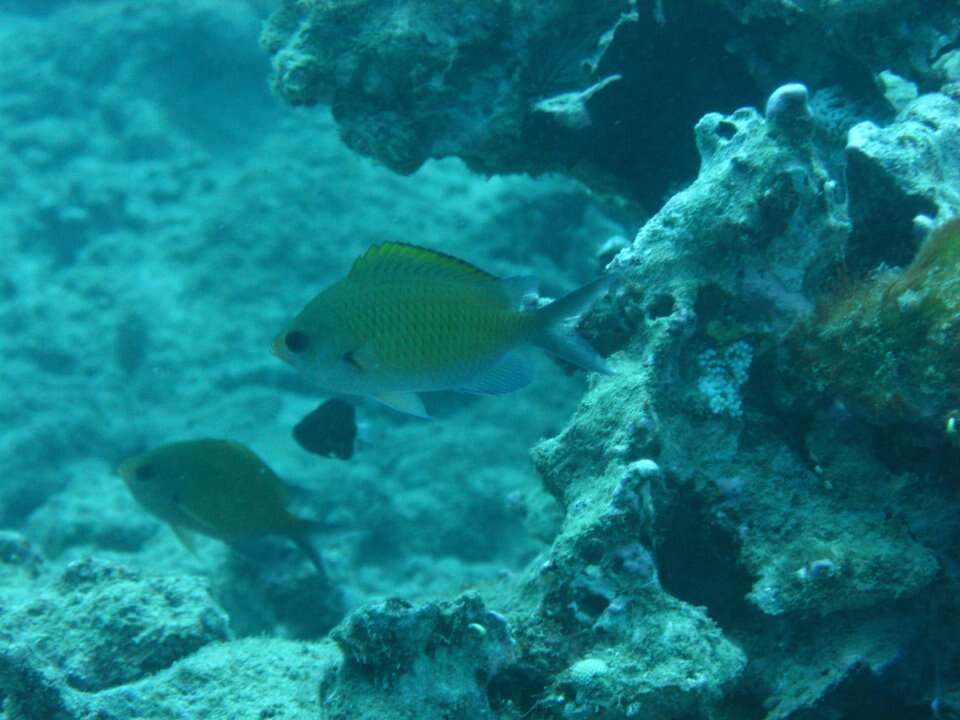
947, 412, 960, 449
293, 398, 357, 459
272, 242, 614, 417
116, 438, 325, 574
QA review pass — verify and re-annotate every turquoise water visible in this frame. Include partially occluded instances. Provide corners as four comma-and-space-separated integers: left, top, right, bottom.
1, 2, 958, 719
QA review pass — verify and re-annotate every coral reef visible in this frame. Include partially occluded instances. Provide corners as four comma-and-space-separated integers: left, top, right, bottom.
534, 84, 958, 717
714, 0, 960, 91
262, 0, 655, 197
0, 556, 229, 719
783, 94, 960, 425
262, 0, 958, 208
319, 593, 516, 719
0, 548, 340, 720
515, 455, 746, 719
845, 93, 960, 271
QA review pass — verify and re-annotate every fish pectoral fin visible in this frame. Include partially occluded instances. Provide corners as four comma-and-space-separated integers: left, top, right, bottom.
345, 341, 380, 372
457, 352, 534, 395
175, 501, 221, 537
372, 391, 430, 419
171, 524, 198, 554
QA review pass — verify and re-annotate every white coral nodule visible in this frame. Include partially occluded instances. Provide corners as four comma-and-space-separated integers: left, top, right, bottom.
696, 341, 753, 417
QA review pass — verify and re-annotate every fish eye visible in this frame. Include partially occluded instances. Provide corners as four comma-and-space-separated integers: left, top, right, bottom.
284, 330, 310, 354
135, 464, 155, 482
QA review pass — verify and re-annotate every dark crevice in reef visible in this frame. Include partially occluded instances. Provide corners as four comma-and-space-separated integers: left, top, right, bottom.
524, 4, 764, 210
803, 655, 942, 720
591, 7, 759, 205
742, 347, 821, 467
486, 664, 548, 716
870, 422, 959, 481
517, 2, 891, 210
845, 153, 940, 275
654, 482, 755, 629
736, 16, 882, 100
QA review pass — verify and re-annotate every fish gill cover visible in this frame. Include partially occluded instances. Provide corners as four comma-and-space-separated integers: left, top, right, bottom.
0, 1, 958, 719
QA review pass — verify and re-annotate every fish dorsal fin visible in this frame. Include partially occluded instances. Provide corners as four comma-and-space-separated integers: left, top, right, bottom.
348, 242, 498, 285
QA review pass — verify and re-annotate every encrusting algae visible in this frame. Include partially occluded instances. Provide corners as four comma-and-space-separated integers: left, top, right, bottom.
272, 242, 614, 417
117, 439, 327, 574
789, 216, 960, 423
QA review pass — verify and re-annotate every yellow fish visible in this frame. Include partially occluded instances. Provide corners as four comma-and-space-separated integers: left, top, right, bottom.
117, 439, 324, 573
272, 242, 613, 417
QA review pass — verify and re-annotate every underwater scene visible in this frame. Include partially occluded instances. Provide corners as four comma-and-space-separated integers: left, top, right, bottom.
1, 1, 959, 718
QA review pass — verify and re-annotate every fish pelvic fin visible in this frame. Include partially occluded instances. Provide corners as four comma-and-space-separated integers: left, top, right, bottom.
531, 275, 615, 375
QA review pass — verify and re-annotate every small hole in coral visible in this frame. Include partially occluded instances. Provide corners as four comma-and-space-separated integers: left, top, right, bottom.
575, 585, 611, 618
647, 293, 676, 319
486, 666, 548, 714
715, 120, 737, 139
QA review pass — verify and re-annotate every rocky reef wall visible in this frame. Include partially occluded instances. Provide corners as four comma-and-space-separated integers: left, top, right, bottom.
263, 0, 959, 210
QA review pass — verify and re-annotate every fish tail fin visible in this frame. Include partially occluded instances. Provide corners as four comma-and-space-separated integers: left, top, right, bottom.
530, 275, 615, 374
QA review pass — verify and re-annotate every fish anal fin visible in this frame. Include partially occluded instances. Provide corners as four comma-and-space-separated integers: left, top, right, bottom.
372, 391, 430, 418
287, 521, 330, 580
171, 524, 198, 554
458, 352, 534, 395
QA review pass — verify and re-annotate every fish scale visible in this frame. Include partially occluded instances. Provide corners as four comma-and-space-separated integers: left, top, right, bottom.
351, 281, 522, 376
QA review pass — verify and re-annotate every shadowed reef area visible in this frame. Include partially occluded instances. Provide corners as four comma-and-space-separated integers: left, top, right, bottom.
1, 1, 959, 719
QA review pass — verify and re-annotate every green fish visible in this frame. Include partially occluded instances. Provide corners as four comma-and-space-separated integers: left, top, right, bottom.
272, 242, 613, 417
117, 439, 324, 573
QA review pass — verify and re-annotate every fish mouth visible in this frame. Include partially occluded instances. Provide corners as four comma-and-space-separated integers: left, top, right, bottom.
270, 334, 285, 359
